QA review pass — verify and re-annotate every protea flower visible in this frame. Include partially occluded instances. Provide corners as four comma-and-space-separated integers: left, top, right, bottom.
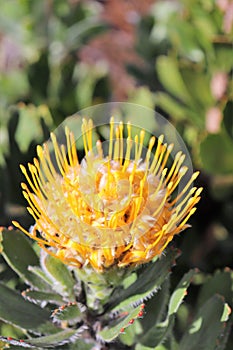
13, 118, 202, 272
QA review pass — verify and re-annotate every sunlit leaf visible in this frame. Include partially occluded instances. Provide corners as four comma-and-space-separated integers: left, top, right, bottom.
1, 229, 51, 290
0, 283, 58, 334
106, 249, 179, 312
180, 295, 231, 350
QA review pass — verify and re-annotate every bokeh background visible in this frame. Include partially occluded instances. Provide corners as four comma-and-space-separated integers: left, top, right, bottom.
0, 0, 233, 345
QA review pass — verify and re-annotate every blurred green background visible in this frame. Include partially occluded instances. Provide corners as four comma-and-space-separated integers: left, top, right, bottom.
0, 0, 233, 345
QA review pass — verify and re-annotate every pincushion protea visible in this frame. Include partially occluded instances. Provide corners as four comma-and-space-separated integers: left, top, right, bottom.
13, 118, 202, 272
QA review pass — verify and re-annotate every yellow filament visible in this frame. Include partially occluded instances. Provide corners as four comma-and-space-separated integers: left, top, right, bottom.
166, 192, 200, 232
81, 119, 89, 156
150, 168, 168, 200
42, 144, 58, 178
127, 121, 131, 140
96, 140, 103, 158
20, 165, 39, 196
28, 164, 45, 199
168, 166, 188, 195
170, 171, 199, 206
65, 126, 73, 167
157, 143, 174, 176
61, 145, 69, 172
70, 132, 78, 165
178, 207, 197, 229
147, 228, 164, 250
123, 137, 132, 171
172, 187, 197, 216
157, 236, 174, 255
12, 220, 57, 247
137, 129, 145, 161
23, 192, 41, 219
152, 181, 173, 217
119, 121, 123, 164
153, 144, 167, 176
165, 151, 183, 185
131, 179, 145, 225
87, 119, 93, 152
150, 135, 164, 173
144, 136, 156, 175
113, 126, 120, 160
50, 134, 66, 177
134, 134, 139, 162
108, 117, 114, 160
130, 135, 139, 181
168, 154, 186, 186
22, 185, 62, 237
31, 164, 52, 199
33, 158, 47, 188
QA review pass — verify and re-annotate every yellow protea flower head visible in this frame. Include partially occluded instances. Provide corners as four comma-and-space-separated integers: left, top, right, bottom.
13, 114, 202, 272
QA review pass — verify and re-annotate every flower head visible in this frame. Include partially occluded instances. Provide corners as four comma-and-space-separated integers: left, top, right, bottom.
13, 118, 202, 272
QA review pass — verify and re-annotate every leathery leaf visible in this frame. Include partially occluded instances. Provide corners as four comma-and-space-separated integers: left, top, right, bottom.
1, 228, 50, 290
0, 283, 58, 334
106, 248, 179, 312
139, 270, 196, 347
98, 304, 144, 342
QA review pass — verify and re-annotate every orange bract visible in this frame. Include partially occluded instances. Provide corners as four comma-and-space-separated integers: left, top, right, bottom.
13, 118, 202, 272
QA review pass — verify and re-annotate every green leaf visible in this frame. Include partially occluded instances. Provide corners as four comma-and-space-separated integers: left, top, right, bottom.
180, 70, 214, 108
215, 44, 233, 71
52, 303, 86, 325
193, 14, 218, 41
128, 86, 155, 110
135, 344, 155, 350
215, 319, 232, 350
22, 289, 64, 305
0, 229, 3, 253
66, 18, 108, 50
0, 283, 57, 334
1, 229, 51, 290
98, 304, 142, 342
69, 340, 94, 350
0, 70, 29, 104
197, 269, 233, 309
119, 319, 142, 346
41, 253, 75, 301
139, 318, 173, 348
199, 131, 233, 175
155, 92, 204, 128
27, 328, 84, 347
168, 269, 196, 316
155, 92, 189, 121
0, 328, 84, 349
27, 266, 54, 287
68, 340, 94, 350
180, 295, 231, 350
140, 279, 170, 333
15, 104, 53, 153
0, 337, 33, 348
75, 63, 107, 109
106, 248, 179, 312
139, 270, 195, 347
168, 20, 202, 59
156, 56, 192, 104
223, 101, 233, 139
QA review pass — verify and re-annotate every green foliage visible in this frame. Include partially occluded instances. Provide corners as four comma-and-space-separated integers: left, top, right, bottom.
0, 283, 57, 334
0, 228, 232, 349
106, 249, 179, 312
151, 0, 233, 177
180, 296, 230, 350
199, 131, 233, 174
